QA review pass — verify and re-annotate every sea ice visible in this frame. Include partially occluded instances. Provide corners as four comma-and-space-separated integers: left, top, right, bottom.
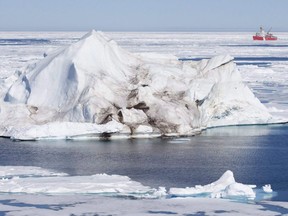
0, 166, 67, 178
0, 30, 278, 140
0, 166, 282, 215
1, 193, 287, 216
0, 166, 262, 201
0, 166, 163, 198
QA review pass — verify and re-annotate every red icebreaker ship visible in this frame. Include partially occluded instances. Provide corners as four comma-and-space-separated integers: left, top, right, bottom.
253, 27, 277, 41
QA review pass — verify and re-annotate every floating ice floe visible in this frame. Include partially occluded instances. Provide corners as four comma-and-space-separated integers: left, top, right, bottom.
0, 166, 164, 198
0, 166, 262, 201
0, 30, 280, 140
170, 170, 256, 200
0, 166, 67, 178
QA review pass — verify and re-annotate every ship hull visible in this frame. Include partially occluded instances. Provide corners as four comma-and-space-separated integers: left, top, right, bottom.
253, 35, 277, 41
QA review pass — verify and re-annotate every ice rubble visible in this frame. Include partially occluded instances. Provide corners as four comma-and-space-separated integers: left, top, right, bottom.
0, 166, 257, 201
170, 170, 256, 200
262, 184, 273, 193
0, 30, 275, 140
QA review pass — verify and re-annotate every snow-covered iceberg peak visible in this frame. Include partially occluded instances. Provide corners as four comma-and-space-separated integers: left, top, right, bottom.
4, 30, 138, 110
0, 30, 275, 140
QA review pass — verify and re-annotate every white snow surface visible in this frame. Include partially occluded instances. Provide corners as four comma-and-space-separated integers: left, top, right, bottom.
0, 30, 279, 140
1, 194, 287, 216
0, 166, 286, 216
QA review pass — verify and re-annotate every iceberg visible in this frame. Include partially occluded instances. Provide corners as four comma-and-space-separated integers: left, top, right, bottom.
0, 30, 275, 140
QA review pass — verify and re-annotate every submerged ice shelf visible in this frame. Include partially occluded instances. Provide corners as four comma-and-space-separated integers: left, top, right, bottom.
0, 30, 282, 140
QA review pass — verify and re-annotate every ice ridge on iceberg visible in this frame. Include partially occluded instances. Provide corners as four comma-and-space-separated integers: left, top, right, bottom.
0, 30, 275, 140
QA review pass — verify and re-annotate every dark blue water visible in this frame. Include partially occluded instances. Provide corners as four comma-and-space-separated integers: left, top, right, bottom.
0, 124, 287, 201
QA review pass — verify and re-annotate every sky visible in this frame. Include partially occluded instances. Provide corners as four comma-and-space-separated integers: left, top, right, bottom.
0, 0, 287, 32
